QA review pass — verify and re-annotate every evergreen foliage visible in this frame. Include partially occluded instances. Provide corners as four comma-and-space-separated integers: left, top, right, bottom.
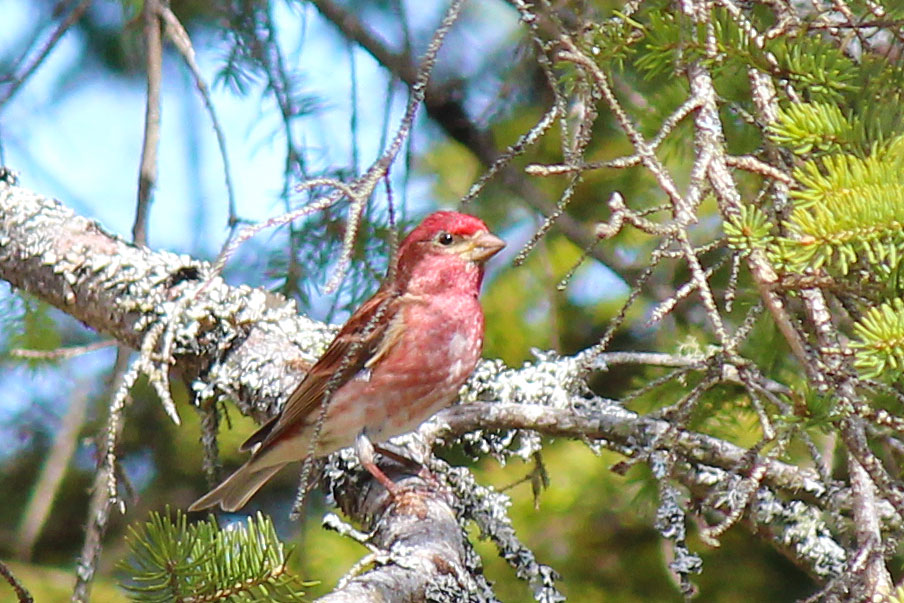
851, 299, 904, 379
781, 135, 904, 276
118, 509, 308, 603
767, 103, 858, 156
770, 37, 859, 103
724, 204, 774, 252
752, 99, 904, 379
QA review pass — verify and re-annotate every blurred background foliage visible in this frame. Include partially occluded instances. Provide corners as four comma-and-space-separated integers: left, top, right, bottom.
4, 0, 904, 600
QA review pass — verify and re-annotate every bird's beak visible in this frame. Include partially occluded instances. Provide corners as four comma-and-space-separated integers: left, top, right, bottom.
464, 231, 506, 262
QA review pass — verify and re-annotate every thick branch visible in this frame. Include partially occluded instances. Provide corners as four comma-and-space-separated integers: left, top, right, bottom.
0, 179, 333, 423
426, 400, 828, 503
318, 468, 495, 603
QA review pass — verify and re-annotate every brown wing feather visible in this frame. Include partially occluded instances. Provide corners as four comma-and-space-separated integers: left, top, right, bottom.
241, 286, 404, 452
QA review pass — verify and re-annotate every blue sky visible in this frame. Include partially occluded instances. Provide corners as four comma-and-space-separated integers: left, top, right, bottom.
2, 1, 425, 252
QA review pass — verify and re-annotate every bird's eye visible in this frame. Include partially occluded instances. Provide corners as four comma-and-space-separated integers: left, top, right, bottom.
437, 231, 454, 246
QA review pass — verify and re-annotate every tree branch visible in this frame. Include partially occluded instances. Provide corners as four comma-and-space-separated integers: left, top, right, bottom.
0, 177, 861, 594
15, 388, 89, 561
0, 561, 32, 603
318, 469, 499, 603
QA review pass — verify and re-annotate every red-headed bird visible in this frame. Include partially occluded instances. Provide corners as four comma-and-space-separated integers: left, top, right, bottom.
189, 211, 505, 511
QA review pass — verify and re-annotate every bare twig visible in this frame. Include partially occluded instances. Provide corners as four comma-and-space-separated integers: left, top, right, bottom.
10, 340, 115, 360
72, 350, 132, 603
557, 39, 685, 215
0, 561, 33, 603
16, 388, 90, 561
311, 0, 624, 274
463, 101, 561, 203
197, 395, 221, 488
134, 0, 163, 245
724, 155, 794, 185
318, 0, 466, 293
158, 5, 237, 226
0, 0, 90, 109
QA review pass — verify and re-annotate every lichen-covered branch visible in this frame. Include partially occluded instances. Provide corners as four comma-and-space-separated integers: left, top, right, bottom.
318, 454, 502, 603
0, 178, 334, 425
0, 177, 863, 595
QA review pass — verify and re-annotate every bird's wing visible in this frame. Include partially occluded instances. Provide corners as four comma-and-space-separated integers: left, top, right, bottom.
241, 287, 406, 452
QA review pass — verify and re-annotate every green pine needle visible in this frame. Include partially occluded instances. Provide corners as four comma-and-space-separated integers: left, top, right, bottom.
780, 135, 904, 275
724, 204, 774, 252
118, 508, 309, 603
889, 586, 904, 603
769, 37, 858, 102
767, 103, 856, 156
851, 298, 904, 379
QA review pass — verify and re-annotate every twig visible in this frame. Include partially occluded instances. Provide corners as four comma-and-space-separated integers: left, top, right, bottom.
690, 62, 815, 376
676, 230, 730, 344
10, 340, 115, 359
646, 254, 729, 327
0, 561, 33, 603
557, 39, 686, 215
321, 0, 466, 293
197, 395, 222, 488
463, 101, 561, 203
802, 287, 895, 595
595, 192, 675, 238
651, 450, 701, 598
0, 0, 90, 109
847, 424, 894, 599
134, 0, 163, 245
506, 0, 581, 265
724, 155, 794, 185
583, 236, 673, 358
525, 95, 701, 177
16, 388, 90, 560
72, 349, 132, 603
311, 0, 623, 274
158, 5, 237, 227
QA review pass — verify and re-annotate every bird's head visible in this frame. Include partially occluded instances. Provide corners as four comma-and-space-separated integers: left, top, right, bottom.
393, 211, 505, 295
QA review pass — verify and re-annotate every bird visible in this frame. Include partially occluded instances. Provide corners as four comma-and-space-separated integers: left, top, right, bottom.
189, 211, 505, 512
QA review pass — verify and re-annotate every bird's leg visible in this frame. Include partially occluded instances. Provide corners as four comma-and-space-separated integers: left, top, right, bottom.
372, 442, 441, 487
355, 431, 400, 498
372, 442, 422, 472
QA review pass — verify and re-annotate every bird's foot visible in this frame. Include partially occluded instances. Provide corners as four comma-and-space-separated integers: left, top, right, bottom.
355, 432, 403, 498
372, 442, 443, 488
355, 433, 444, 500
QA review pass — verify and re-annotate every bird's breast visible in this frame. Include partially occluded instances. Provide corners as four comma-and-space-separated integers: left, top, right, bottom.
390, 292, 484, 382
320, 292, 484, 447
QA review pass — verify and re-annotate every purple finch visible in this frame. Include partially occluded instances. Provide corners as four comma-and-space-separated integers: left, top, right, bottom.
189, 211, 504, 511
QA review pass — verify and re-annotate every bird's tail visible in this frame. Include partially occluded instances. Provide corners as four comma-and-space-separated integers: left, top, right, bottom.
188, 461, 287, 512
